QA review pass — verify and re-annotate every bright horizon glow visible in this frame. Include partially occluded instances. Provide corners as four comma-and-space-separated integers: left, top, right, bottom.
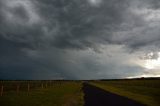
144, 52, 160, 69
126, 74, 160, 79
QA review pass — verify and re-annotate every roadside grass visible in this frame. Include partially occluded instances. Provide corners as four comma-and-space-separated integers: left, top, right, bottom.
91, 79, 160, 106
0, 81, 84, 106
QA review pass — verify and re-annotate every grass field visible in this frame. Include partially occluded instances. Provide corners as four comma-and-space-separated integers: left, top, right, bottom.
0, 81, 84, 106
1, 79, 160, 106
91, 79, 160, 106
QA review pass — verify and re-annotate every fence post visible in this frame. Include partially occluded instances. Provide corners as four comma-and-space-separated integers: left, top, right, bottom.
27, 83, 30, 95
41, 83, 43, 89
1, 85, 4, 96
46, 82, 47, 88
50, 80, 52, 87
16, 84, 20, 94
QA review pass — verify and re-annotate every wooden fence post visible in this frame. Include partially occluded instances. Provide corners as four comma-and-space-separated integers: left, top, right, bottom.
27, 83, 30, 95
49, 81, 51, 87
1, 85, 4, 96
46, 82, 47, 88
41, 83, 43, 89
16, 84, 20, 94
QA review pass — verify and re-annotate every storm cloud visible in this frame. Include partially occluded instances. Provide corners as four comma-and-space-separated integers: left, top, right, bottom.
0, 0, 160, 79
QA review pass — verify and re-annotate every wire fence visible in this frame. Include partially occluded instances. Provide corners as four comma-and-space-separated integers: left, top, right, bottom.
0, 80, 66, 96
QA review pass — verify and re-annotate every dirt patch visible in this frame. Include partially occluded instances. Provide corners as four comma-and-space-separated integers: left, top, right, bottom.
62, 94, 79, 106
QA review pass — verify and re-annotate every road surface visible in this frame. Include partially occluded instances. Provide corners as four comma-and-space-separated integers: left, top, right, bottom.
83, 83, 146, 106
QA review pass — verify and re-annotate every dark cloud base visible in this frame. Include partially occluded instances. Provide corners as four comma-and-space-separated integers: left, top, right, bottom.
0, 0, 160, 79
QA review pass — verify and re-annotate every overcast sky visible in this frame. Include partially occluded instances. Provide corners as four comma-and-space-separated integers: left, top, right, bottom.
0, 0, 160, 80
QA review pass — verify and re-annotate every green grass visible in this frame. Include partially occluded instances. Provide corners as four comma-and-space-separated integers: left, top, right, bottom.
91, 79, 160, 106
2, 79, 159, 106
0, 81, 84, 106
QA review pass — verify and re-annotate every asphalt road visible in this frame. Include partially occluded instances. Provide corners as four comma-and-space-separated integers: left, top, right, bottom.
83, 83, 146, 106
